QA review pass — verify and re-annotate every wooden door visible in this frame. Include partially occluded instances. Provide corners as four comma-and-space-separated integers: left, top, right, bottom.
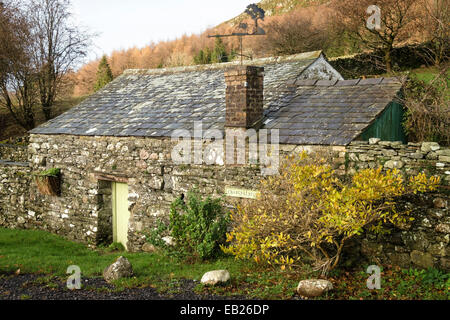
112, 182, 130, 250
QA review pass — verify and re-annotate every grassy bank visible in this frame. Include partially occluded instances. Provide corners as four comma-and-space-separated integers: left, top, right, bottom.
0, 228, 448, 299
0, 96, 87, 141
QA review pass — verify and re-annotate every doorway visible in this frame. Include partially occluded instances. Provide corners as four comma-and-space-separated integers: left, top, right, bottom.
112, 182, 130, 250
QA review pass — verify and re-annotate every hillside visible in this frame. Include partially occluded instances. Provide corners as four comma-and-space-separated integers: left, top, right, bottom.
72, 0, 331, 96
223, 0, 329, 25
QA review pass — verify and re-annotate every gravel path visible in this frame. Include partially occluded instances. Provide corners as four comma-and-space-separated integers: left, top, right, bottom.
0, 272, 245, 300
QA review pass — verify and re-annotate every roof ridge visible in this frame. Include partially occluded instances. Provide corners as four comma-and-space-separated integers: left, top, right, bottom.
122, 50, 323, 76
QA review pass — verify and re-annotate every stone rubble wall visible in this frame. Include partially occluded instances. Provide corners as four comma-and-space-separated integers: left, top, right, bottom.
0, 134, 448, 271
0, 161, 34, 228
0, 143, 28, 163
344, 193, 449, 271
346, 140, 450, 184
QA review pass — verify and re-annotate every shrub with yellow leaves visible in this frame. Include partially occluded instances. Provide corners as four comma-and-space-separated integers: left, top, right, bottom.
221, 152, 440, 275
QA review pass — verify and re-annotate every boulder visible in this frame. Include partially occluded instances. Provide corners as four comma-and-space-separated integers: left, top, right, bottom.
201, 270, 230, 285
103, 256, 133, 283
297, 279, 333, 298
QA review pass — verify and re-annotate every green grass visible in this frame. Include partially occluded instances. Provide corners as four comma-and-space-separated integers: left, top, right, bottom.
409, 66, 449, 85
0, 228, 448, 299
0, 228, 255, 294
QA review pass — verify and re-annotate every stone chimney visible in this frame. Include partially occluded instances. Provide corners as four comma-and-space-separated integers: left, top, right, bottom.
224, 66, 264, 129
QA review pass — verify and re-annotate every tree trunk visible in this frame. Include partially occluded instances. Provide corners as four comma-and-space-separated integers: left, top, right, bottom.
384, 48, 393, 73
42, 102, 52, 121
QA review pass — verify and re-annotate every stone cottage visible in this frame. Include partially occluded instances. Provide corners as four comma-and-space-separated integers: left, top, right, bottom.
1, 51, 419, 252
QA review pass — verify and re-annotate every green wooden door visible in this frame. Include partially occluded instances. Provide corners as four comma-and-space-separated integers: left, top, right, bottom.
112, 182, 130, 250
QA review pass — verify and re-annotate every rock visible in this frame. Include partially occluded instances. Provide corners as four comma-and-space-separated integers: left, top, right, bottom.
369, 138, 380, 145
142, 243, 157, 253
201, 270, 230, 285
433, 197, 447, 209
436, 224, 450, 234
103, 256, 133, 283
139, 149, 150, 160
439, 155, 450, 163
410, 250, 434, 269
421, 142, 440, 153
162, 236, 176, 246
297, 279, 333, 298
436, 149, 450, 156
384, 160, 404, 169
409, 152, 424, 159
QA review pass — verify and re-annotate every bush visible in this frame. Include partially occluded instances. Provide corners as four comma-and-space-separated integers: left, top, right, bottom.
147, 191, 229, 261
221, 153, 440, 275
403, 69, 450, 145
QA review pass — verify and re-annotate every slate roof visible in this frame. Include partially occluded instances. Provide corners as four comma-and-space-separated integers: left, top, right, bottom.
30, 51, 403, 146
264, 78, 403, 145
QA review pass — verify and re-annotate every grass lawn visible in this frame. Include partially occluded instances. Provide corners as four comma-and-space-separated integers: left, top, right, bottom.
0, 228, 449, 300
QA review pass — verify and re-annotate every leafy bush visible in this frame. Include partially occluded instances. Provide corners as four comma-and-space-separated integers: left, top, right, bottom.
147, 191, 229, 261
221, 153, 440, 275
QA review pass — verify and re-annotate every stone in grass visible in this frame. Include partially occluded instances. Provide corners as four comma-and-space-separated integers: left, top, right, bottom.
162, 236, 176, 246
297, 279, 333, 298
103, 256, 133, 283
142, 242, 157, 253
201, 270, 230, 286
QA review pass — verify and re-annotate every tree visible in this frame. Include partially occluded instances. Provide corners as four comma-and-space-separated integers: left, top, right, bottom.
333, 0, 420, 73
193, 48, 212, 65
418, 0, 449, 66
28, 0, 92, 120
266, 10, 329, 55
0, 0, 38, 130
211, 38, 228, 63
94, 55, 113, 92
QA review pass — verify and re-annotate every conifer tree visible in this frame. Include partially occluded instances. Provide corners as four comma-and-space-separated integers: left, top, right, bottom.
193, 47, 212, 65
94, 55, 113, 92
211, 38, 228, 63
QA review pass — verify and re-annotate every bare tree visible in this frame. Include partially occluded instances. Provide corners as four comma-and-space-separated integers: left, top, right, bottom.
28, 0, 91, 120
0, 1, 38, 130
266, 10, 330, 55
333, 0, 420, 73
418, 0, 449, 66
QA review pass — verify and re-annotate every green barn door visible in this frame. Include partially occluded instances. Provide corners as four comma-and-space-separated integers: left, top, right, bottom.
112, 182, 130, 250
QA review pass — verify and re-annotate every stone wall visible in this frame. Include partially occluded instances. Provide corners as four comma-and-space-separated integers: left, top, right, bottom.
345, 193, 449, 271
0, 134, 449, 271
0, 143, 28, 163
346, 140, 450, 184
25, 134, 266, 251
0, 161, 34, 228
22, 134, 346, 251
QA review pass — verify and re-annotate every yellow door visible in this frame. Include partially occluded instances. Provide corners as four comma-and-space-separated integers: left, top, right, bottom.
112, 182, 130, 250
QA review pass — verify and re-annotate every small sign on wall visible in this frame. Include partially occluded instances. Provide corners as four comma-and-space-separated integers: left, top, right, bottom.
225, 186, 260, 199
